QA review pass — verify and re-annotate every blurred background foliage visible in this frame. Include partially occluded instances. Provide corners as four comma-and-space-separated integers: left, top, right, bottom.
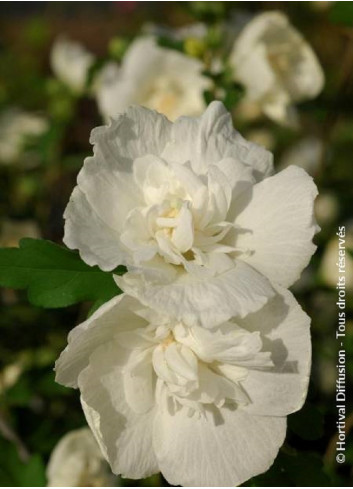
0, 1, 353, 487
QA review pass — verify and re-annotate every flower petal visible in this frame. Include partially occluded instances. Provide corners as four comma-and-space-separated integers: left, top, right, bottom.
55, 295, 147, 388
63, 187, 125, 271
232, 165, 318, 287
238, 286, 311, 416
153, 401, 286, 487
79, 342, 158, 479
161, 101, 273, 179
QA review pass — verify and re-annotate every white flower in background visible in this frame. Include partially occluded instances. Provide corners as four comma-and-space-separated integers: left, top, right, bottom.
0, 219, 41, 247
50, 38, 95, 94
229, 11, 324, 125
0, 109, 47, 165
55, 288, 311, 487
46, 427, 115, 487
320, 221, 353, 292
64, 102, 318, 327
95, 37, 209, 121
279, 137, 323, 176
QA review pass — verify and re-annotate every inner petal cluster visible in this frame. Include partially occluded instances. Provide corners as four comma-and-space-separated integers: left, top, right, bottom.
117, 317, 273, 416
120, 155, 242, 272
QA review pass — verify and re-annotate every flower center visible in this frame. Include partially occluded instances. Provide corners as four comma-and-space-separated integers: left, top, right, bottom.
119, 321, 273, 416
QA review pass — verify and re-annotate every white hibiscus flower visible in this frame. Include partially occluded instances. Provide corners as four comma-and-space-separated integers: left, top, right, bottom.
94, 37, 209, 121
55, 288, 311, 487
50, 37, 95, 94
64, 101, 318, 327
46, 428, 115, 487
229, 11, 324, 125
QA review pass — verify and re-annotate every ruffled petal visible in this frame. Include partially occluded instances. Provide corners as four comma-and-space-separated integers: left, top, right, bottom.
161, 101, 273, 179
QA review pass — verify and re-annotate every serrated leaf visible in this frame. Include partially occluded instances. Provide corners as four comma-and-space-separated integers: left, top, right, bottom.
0, 238, 123, 309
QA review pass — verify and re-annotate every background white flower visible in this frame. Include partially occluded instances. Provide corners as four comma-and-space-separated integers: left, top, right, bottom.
229, 11, 325, 125
55, 287, 311, 487
64, 102, 318, 327
95, 37, 209, 121
0, 109, 47, 165
50, 37, 95, 94
46, 427, 115, 487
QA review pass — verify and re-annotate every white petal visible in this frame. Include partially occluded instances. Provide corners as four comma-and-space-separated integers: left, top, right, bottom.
171, 204, 194, 252
161, 101, 273, 179
120, 208, 157, 264
153, 402, 286, 487
164, 343, 198, 382
77, 155, 142, 233
123, 348, 154, 414
216, 157, 256, 201
238, 286, 311, 416
207, 165, 232, 223
116, 259, 274, 328
79, 342, 158, 479
63, 187, 125, 271
55, 295, 147, 388
233, 165, 318, 287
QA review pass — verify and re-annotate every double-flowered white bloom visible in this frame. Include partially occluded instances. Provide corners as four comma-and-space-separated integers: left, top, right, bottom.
95, 37, 209, 121
55, 287, 311, 487
230, 11, 324, 125
64, 101, 318, 327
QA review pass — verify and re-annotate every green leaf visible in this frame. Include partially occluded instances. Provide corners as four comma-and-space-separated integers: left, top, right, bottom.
0, 238, 123, 309
288, 402, 324, 440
